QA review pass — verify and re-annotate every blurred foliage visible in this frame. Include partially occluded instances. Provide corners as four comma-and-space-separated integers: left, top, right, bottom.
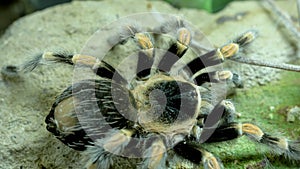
163, 0, 235, 13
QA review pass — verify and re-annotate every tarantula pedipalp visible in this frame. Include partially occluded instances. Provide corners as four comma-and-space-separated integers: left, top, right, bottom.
21, 13, 300, 169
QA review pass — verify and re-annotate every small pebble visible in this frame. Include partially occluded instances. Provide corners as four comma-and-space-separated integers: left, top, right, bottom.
287, 106, 300, 122
268, 113, 273, 120
1, 65, 20, 81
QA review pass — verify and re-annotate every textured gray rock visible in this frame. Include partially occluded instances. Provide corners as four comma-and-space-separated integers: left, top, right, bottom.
287, 106, 300, 122
0, 0, 298, 169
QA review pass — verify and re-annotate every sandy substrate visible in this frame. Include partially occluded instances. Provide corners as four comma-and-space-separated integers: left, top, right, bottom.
0, 0, 299, 169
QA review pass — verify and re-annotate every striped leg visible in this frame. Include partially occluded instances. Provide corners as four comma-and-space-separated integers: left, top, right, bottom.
192, 100, 238, 142
86, 129, 135, 169
193, 70, 242, 87
141, 138, 167, 169
118, 21, 192, 78
21, 51, 127, 84
157, 26, 191, 72
181, 30, 257, 85
134, 32, 155, 79
117, 24, 155, 80
174, 141, 224, 169
203, 122, 300, 161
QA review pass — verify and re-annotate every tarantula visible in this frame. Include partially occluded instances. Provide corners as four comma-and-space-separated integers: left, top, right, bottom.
21, 14, 300, 169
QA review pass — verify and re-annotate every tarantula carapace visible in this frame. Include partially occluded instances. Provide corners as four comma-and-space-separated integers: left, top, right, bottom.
22, 13, 300, 169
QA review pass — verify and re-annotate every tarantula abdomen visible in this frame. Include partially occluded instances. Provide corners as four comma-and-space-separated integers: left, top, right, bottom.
45, 79, 137, 150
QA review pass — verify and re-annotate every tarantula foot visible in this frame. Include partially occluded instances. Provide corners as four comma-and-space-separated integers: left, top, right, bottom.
202, 151, 224, 169
217, 43, 239, 60
234, 29, 257, 47
261, 135, 300, 160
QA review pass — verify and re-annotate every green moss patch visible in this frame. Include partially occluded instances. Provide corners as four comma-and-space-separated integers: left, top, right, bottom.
225, 70, 300, 168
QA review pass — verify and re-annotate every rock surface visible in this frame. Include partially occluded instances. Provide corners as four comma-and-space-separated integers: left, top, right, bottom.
0, 0, 298, 169
287, 106, 300, 122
